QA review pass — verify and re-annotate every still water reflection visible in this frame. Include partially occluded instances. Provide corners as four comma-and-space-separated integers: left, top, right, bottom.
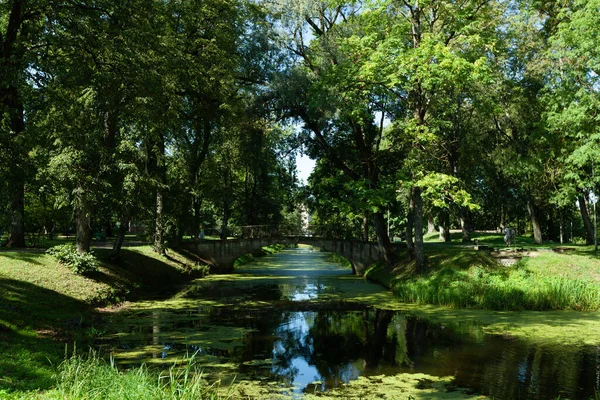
99, 247, 600, 399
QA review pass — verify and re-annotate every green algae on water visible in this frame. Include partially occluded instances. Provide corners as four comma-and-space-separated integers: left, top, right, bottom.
222, 373, 487, 400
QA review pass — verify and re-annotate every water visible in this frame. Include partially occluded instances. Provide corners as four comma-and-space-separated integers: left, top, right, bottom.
98, 247, 600, 399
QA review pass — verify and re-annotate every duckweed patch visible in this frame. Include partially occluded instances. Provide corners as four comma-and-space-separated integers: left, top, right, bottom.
302, 374, 486, 399
384, 303, 600, 346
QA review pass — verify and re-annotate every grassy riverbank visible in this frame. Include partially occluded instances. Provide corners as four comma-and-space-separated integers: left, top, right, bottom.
368, 234, 600, 311
0, 245, 206, 396
0, 242, 294, 398
1, 352, 227, 400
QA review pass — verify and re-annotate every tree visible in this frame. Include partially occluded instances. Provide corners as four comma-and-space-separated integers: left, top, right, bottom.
36, 1, 174, 253
368, 0, 501, 268
268, 0, 400, 264
0, 0, 47, 247
545, 0, 600, 244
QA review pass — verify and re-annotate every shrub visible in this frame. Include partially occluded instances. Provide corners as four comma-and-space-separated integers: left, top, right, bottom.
46, 244, 99, 274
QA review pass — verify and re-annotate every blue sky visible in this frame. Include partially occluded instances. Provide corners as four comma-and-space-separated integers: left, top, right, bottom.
296, 154, 315, 184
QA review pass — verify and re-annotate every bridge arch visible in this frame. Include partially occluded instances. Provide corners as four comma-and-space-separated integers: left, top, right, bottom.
179, 237, 404, 275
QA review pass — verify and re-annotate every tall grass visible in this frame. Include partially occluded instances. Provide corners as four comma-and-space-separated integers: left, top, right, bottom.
52, 351, 232, 400
389, 265, 600, 311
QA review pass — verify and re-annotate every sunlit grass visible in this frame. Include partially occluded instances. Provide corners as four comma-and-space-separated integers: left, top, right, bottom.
0, 252, 108, 305
423, 230, 589, 249
0, 246, 206, 306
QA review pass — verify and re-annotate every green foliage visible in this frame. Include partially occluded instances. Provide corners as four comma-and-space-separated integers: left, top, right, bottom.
415, 173, 480, 211
46, 244, 99, 275
544, 0, 600, 205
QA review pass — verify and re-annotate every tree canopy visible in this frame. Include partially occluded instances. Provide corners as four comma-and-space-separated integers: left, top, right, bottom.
1, 0, 598, 267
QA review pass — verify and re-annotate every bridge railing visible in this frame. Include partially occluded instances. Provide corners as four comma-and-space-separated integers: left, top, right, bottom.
195, 224, 361, 240
236, 224, 361, 240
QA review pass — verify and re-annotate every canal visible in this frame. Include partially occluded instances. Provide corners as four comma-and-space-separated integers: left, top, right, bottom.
98, 246, 600, 399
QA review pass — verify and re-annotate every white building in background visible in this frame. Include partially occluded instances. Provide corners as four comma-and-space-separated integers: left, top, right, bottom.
299, 203, 310, 236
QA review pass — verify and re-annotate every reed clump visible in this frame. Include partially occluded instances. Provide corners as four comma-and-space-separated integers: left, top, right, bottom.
390, 266, 600, 311
49, 351, 231, 400
367, 247, 600, 311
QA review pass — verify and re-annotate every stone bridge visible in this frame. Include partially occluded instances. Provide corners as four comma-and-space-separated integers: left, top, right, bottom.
179, 237, 405, 275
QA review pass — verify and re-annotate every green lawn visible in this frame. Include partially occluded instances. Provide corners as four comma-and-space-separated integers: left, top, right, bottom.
423, 229, 597, 250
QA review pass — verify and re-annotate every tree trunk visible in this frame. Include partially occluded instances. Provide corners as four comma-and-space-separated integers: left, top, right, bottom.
373, 211, 396, 265
6, 171, 26, 248
153, 134, 166, 255
427, 216, 435, 234
75, 189, 92, 254
362, 214, 369, 241
559, 212, 563, 244
220, 201, 230, 240
499, 205, 506, 233
2, 4, 27, 248
103, 110, 118, 149
527, 197, 543, 245
154, 189, 166, 255
413, 187, 425, 272
102, 109, 118, 240
406, 190, 415, 260
460, 207, 471, 242
193, 197, 202, 238
438, 210, 451, 242
110, 215, 128, 261
3, 96, 25, 248
578, 195, 594, 245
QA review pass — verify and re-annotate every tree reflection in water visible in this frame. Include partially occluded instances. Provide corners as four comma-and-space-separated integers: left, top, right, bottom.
218, 307, 600, 399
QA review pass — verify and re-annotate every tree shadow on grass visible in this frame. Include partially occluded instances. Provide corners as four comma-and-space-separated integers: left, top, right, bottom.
573, 248, 600, 260
0, 250, 46, 265
0, 278, 96, 392
425, 247, 499, 271
88, 248, 202, 301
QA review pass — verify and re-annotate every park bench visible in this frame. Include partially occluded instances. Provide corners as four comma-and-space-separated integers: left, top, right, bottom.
473, 239, 492, 251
